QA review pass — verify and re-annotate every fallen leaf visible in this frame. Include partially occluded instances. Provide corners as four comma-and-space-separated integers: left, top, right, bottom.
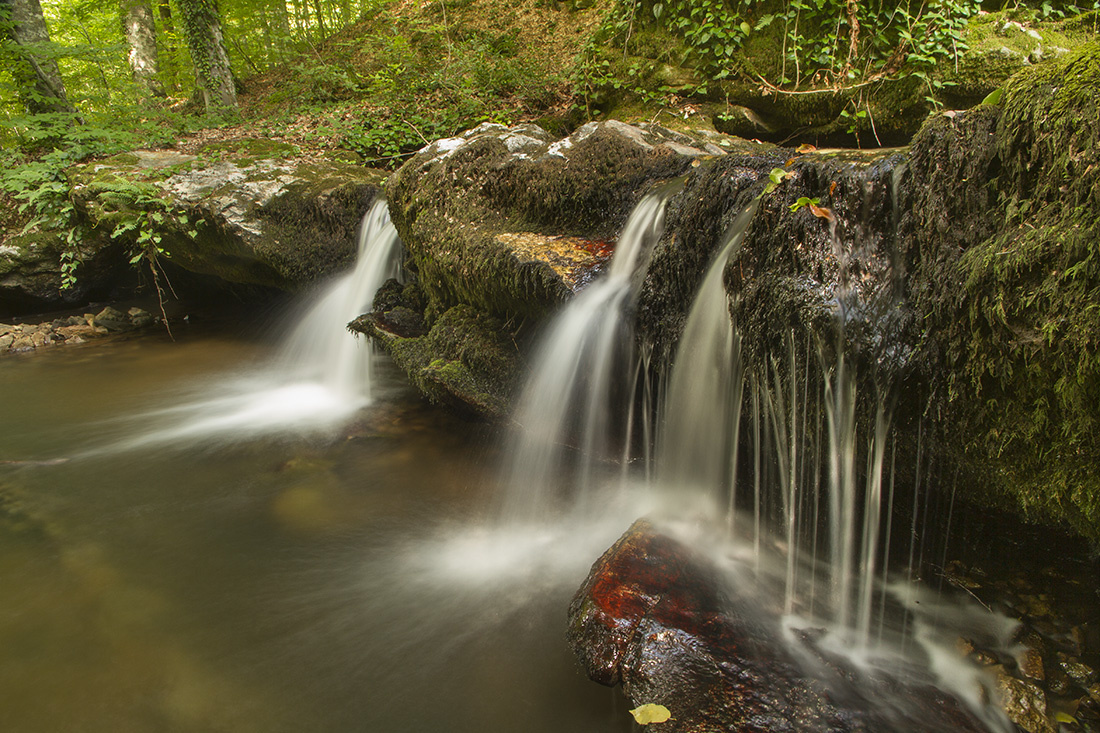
808, 203, 835, 222
629, 703, 672, 725
796, 143, 817, 153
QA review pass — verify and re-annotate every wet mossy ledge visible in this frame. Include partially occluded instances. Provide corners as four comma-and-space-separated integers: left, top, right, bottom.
906, 40, 1100, 542
367, 46, 1100, 540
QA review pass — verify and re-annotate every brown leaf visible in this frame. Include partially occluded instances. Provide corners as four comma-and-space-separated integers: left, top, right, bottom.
808, 203, 835, 222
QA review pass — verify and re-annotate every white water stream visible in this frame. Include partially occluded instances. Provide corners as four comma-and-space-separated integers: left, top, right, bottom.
101, 199, 402, 450
499, 186, 676, 523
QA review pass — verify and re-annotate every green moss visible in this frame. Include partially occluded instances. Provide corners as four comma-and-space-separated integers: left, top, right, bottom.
910, 41, 1100, 540
364, 302, 520, 419
198, 139, 300, 165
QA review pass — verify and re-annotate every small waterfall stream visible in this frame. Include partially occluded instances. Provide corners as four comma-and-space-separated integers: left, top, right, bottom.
104, 198, 403, 449
499, 185, 677, 522
497, 169, 1015, 730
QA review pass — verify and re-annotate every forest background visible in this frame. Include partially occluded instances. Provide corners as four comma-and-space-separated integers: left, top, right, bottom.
2, 0, 1099, 275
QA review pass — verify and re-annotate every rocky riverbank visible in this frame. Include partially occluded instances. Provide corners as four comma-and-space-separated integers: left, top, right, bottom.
0, 306, 157, 355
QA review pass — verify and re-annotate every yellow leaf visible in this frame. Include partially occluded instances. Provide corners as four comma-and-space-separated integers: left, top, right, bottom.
1054, 712, 1076, 724
629, 703, 672, 725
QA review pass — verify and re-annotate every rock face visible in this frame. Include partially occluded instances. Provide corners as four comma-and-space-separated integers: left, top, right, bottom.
639, 146, 911, 379
0, 232, 131, 318
568, 521, 992, 733
386, 120, 727, 320
3, 142, 386, 316
361, 120, 729, 416
66, 142, 385, 292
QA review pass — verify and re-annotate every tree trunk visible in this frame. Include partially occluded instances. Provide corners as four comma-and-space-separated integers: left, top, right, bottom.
1, 0, 79, 115
157, 0, 180, 91
174, 0, 237, 113
121, 0, 165, 96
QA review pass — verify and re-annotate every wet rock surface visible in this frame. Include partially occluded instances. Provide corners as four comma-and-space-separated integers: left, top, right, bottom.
568, 521, 991, 732
372, 120, 729, 416
938, 513, 1100, 733
350, 279, 518, 420
385, 120, 725, 321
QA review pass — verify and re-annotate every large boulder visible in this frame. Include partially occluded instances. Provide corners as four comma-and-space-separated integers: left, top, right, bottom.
67, 141, 386, 292
568, 520, 992, 732
365, 120, 729, 415
385, 120, 728, 321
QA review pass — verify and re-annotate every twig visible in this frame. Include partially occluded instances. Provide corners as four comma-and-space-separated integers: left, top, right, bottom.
866, 102, 882, 147
756, 72, 886, 96
403, 118, 430, 145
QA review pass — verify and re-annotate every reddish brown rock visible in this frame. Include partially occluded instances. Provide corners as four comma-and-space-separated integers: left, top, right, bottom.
568, 520, 993, 732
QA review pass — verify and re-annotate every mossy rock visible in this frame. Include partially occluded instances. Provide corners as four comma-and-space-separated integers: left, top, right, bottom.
67, 145, 387, 292
386, 120, 724, 324
906, 41, 1100, 541
352, 290, 519, 419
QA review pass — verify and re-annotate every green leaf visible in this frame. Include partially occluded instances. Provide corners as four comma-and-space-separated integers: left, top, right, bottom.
629, 704, 672, 725
790, 196, 820, 212
981, 88, 1004, 106
739, 21, 752, 36
652, 3, 663, 20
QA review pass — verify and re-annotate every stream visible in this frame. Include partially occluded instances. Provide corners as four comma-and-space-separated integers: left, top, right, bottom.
0, 323, 633, 732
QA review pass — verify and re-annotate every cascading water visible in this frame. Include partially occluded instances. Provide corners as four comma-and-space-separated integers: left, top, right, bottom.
103, 198, 403, 449
499, 185, 677, 523
649, 174, 1015, 730
657, 198, 759, 511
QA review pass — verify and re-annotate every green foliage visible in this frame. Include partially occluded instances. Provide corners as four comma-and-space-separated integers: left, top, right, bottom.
281, 20, 563, 166
788, 195, 819, 212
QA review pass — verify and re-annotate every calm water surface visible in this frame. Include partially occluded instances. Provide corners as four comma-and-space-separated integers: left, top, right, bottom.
0, 326, 632, 732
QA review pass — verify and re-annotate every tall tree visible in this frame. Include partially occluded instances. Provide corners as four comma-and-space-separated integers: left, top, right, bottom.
174, 0, 236, 113
0, 0, 78, 115
157, 0, 181, 91
121, 0, 165, 96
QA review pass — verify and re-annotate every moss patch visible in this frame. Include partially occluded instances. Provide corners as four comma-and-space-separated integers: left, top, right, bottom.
353, 294, 520, 420
907, 41, 1100, 540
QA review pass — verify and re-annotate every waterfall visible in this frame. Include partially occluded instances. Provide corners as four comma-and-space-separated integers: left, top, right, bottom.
104, 198, 403, 449
658, 198, 759, 511
654, 187, 906, 646
499, 185, 677, 523
274, 198, 402, 401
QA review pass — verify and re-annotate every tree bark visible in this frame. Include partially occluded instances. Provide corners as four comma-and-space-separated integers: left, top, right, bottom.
1, 0, 78, 115
121, 0, 165, 96
157, 0, 180, 91
174, 0, 237, 113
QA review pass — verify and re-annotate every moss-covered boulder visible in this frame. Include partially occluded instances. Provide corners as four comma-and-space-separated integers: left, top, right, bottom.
373, 120, 729, 415
67, 144, 386, 292
905, 40, 1100, 540
350, 279, 518, 419
386, 120, 727, 322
